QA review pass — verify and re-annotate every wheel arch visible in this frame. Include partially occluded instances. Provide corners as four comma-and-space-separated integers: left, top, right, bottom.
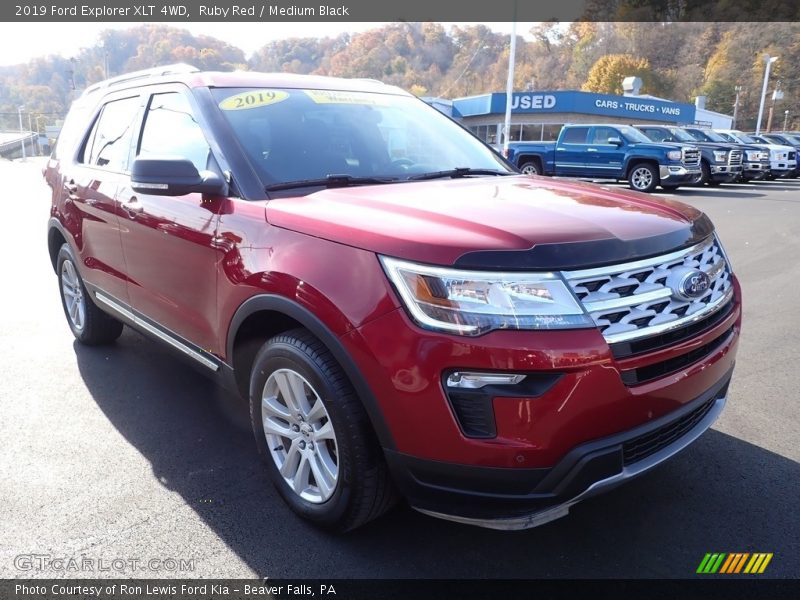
48, 218, 69, 273
623, 156, 660, 178
516, 154, 543, 171
227, 294, 396, 450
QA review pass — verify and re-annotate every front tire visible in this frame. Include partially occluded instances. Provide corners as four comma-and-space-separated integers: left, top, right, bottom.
628, 163, 659, 193
57, 243, 123, 345
249, 329, 396, 531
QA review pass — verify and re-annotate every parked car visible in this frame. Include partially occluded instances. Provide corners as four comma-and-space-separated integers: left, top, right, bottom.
749, 133, 800, 177
506, 124, 701, 192
715, 129, 796, 179
634, 124, 742, 186
682, 127, 769, 182
45, 66, 741, 532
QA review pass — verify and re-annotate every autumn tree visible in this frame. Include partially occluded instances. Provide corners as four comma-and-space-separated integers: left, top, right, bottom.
582, 54, 653, 95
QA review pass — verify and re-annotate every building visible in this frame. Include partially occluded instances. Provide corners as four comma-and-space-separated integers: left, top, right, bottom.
451, 90, 699, 145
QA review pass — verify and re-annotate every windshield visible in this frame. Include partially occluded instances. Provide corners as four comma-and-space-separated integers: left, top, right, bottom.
211, 87, 511, 189
616, 126, 653, 144
696, 129, 728, 143
667, 127, 696, 142
729, 131, 759, 144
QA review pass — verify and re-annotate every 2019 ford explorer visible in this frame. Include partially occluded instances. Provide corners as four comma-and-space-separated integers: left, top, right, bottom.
44, 65, 741, 531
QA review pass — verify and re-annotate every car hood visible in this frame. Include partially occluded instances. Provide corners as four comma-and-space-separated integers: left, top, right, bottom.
629, 142, 695, 152
265, 175, 713, 270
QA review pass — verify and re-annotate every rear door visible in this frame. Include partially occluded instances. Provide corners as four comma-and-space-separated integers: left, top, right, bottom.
63, 94, 142, 304
554, 126, 590, 176
584, 126, 626, 178
116, 85, 226, 355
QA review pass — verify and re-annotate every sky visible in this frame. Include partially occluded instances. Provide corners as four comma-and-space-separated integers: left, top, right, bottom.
0, 22, 540, 67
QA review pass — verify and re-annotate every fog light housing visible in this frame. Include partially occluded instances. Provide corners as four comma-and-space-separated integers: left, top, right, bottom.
446, 372, 527, 389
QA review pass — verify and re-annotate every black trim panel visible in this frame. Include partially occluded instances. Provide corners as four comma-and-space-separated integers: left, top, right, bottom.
385, 367, 732, 519
454, 214, 715, 271
227, 294, 396, 449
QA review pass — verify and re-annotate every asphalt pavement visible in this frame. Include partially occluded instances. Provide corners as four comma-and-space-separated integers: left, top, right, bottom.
0, 159, 797, 579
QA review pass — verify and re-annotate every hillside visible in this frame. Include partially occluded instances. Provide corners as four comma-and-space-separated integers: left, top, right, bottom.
1, 22, 798, 130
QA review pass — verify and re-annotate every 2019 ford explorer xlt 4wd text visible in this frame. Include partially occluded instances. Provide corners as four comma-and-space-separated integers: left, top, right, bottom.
44, 65, 741, 532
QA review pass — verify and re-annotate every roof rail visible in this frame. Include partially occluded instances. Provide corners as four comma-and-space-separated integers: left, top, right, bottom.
82, 63, 199, 96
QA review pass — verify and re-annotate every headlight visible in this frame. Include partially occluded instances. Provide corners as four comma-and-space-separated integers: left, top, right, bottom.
667, 150, 682, 161
379, 256, 593, 336
745, 150, 759, 160
761, 151, 770, 160
713, 150, 728, 162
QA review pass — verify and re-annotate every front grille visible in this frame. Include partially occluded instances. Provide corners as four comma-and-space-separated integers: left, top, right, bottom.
682, 147, 701, 167
563, 236, 733, 345
622, 395, 718, 465
620, 326, 734, 386
728, 149, 743, 166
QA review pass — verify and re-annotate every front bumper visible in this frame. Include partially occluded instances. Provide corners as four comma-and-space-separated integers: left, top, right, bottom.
743, 162, 769, 179
659, 164, 701, 183
387, 369, 730, 529
769, 160, 797, 177
710, 164, 742, 182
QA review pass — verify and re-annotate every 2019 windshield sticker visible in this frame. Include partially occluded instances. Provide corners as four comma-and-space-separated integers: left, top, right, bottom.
304, 90, 390, 106
218, 90, 289, 110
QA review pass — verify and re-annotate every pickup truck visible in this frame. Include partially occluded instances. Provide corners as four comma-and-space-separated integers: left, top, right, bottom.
715, 130, 796, 179
634, 124, 742, 186
749, 133, 800, 178
506, 124, 702, 193
682, 127, 769, 182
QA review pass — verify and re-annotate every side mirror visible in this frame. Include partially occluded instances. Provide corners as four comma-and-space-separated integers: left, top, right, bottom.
607, 136, 623, 146
131, 157, 227, 197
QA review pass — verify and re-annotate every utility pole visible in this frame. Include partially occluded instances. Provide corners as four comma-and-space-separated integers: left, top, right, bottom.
784, 110, 790, 131
756, 54, 777, 135
732, 85, 742, 129
17, 105, 26, 160
766, 83, 783, 133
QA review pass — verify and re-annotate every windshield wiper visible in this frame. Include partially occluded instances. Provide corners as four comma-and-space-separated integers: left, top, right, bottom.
407, 167, 512, 181
265, 174, 399, 192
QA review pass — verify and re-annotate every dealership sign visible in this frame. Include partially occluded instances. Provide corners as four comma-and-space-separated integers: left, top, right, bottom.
454, 90, 696, 123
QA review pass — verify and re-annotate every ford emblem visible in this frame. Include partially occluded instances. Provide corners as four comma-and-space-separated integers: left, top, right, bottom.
673, 269, 711, 300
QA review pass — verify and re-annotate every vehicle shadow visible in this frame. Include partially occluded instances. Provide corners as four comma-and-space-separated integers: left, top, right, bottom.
74, 330, 799, 579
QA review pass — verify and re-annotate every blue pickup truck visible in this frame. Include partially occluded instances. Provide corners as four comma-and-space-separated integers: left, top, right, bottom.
505, 124, 702, 193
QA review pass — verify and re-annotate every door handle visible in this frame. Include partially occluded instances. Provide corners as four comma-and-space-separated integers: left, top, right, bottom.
120, 196, 143, 217
556, 147, 566, 152
586, 148, 598, 152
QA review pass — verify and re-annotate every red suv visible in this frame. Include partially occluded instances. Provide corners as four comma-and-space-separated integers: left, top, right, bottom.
45, 65, 741, 532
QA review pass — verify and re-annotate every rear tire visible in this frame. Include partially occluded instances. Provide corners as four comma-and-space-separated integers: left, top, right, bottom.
56, 243, 123, 345
249, 328, 396, 532
519, 161, 541, 175
628, 163, 659, 193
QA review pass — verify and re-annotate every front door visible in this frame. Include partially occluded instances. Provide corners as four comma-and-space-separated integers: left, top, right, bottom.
117, 87, 224, 354
584, 126, 626, 178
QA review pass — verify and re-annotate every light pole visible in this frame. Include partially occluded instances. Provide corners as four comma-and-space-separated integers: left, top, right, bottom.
17, 105, 26, 160
732, 85, 743, 129
756, 54, 777, 135
784, 110, 790, 131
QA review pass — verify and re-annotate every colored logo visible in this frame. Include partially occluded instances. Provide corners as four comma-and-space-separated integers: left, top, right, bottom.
696, 552, 773, 574
668, 267, 711, 301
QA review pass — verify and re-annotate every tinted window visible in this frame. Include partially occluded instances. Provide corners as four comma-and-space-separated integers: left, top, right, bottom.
561, 127, 589, 144
81, 96, 140, 171
640, 128, 669, 142
138, 92, 211, 172
591, 127, 620, 144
